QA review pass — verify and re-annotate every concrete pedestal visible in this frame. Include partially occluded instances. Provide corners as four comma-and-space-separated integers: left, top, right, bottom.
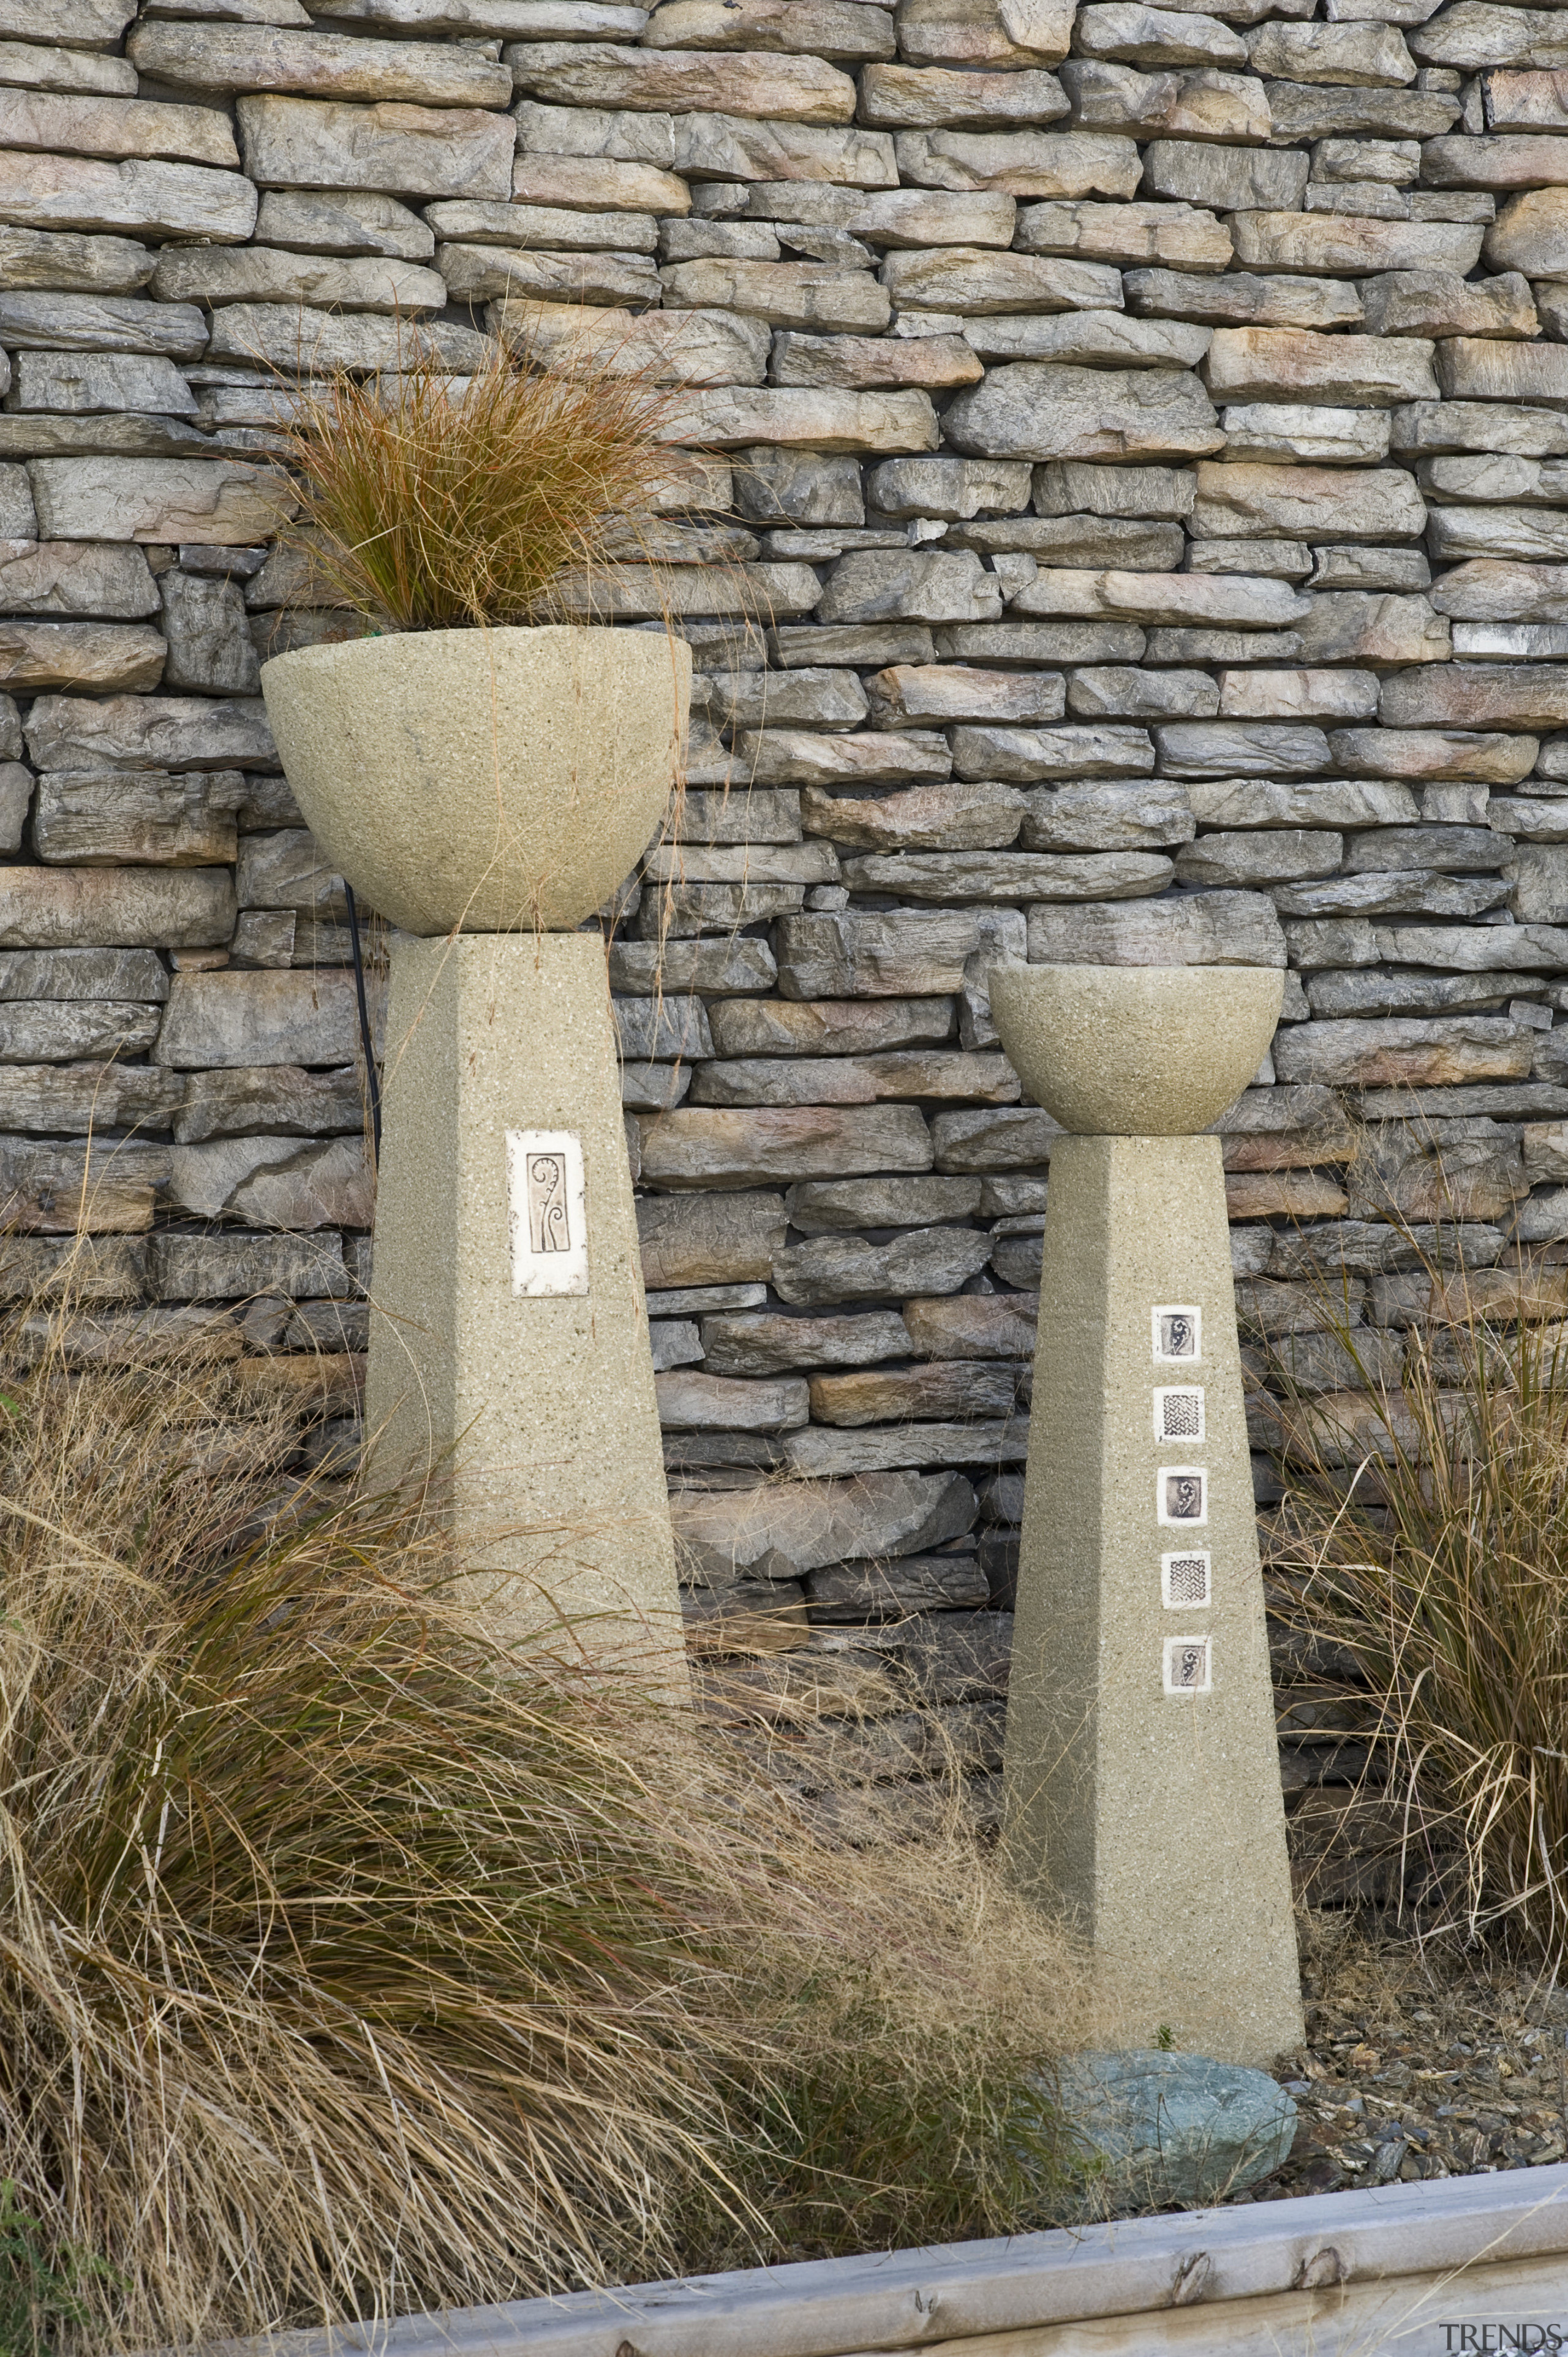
365, 930, 683, 1668
1003, 1133, 1303, 2067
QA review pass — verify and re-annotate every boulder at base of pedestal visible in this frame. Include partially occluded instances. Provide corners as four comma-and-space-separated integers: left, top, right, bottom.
1053, 2049, 1297, 2206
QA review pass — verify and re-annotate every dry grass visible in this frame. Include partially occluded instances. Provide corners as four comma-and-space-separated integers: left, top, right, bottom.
1264, 1230, 1568, 1977
271, 329, 696, 633
0, 1277, 1088, 2354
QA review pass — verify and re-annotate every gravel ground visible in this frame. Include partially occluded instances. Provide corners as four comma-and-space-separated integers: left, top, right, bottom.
1234, 1912, 1568, 2203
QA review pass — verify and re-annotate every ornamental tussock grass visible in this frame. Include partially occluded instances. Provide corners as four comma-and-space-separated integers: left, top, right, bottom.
271, 327, 696, 634
0, 1273, 1087, 2355
1262, 1220, 1568, 1978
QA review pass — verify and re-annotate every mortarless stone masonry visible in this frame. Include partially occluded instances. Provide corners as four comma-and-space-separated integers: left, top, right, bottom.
15, 0, 1568, 1875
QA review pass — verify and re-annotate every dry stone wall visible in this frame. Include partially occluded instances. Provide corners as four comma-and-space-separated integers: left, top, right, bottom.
15, 0, 1568, 1839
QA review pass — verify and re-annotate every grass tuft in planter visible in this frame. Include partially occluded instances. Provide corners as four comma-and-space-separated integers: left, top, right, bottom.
271, 327, 696, 632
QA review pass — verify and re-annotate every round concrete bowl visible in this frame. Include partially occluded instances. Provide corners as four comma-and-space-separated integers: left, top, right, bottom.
259, 625, 692, 935
989, 964, 1285, 1137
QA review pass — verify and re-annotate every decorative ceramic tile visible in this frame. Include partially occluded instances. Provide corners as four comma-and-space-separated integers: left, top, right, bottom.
507, 1129, 588, 1297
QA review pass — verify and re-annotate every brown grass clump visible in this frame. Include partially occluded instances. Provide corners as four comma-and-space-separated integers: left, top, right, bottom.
1264, 1230, 1568, 1976
0, 1280, 1087, 2354
272, 329, 694, 633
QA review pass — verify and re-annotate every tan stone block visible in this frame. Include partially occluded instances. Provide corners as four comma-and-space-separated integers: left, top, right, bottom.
1218, 667, 1378, 721
943, 361, 1223, 461
865, 662, 1061, 727
0, 866, 235, 949
1438, 335, 1568, 406
1274, 1015, 1530, 1086
1144, 137, 1306, 211
1360, 267, 1537, 339
1228, 209, 1483, 276
859, 63, 1068, 127
0, 1140, 168, 1236
508, 42, 856, 121
1486, 184, 1568, 275
639, 1104, 933, 1184
1248, 18, 1415, 78
507, 300, 769, 384
28, 456, 290, 546
845, 846, 1173, 898
849, 187, 1016, 244
896, 0, 1077, 67
153, 244, 447, 311
237, 93, 514, 198
1096, 569, 1310, 626
441, 240, 658, 306
671, 113, 897, 181
894, 127, 1140, 197
1411, 3, 1568, 72
1077, 2, 1249, 67
0, 89, 238, 167
0, 151, 256, 241
0, 619, 164, 693
1128, 265, 1362, 329
205, 301, 491, 373
661, 385, 940, 452
1296, 591, 1450, 666
1430, 559, 1568, 622
127, 21, 512, 105
511, 151, 690, 211
1329, 725, 1537, 781
0, 224, 152, 294
0, 40, 132, 95
706, 999, 954, 1056
809, 1360, 1026, 1425
1226, 1171, 1348, 1219
726, 730, 952, 787
34, 768, 241, 866
0, 0, 134, 44
881, 245, 1120, 312
662, 256, 889, 330
1426, 131, 1568, 188
801, 779, 1026, 850
1381, 662, 1568, 730
643, 0, 895, 54
1192, 460, 1426, 543
770, 330, 982, 388
903, 1292, 1037, 1357
1016, 197, 1231, 270
1204, 324, 1437, 405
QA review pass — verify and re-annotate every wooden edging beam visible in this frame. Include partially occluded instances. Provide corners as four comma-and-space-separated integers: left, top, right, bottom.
225, 2164, 1568, 2357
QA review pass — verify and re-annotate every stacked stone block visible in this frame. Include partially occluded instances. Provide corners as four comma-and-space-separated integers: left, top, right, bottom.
13, 0, 1568, 1834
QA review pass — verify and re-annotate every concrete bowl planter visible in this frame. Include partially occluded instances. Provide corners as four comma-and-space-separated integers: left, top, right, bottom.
989, 964, 1284, 1138
259, 623, 692, 934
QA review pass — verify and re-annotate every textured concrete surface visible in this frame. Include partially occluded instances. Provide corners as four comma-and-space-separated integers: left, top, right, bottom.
365, 930, 684, 1669
260, 626, 692, 934
990, 964, 1285, 1137
1003, 1132, 1303, 2067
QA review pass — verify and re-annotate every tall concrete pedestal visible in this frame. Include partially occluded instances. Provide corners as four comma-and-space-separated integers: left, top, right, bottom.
989, 962, 1302, 2069
365, 931, 684, 1667
1002, 1135, 1303, 2065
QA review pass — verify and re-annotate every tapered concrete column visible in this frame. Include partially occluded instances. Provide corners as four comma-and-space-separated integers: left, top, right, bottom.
1004, 1133, 1302, 2065
991, 964, 1303, 2067
364, 931, 683, 1665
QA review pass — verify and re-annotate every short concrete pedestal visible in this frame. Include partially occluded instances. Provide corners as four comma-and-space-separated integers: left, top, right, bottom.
1003, 1132, 1303, 2066
365, 931, 682, 1665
